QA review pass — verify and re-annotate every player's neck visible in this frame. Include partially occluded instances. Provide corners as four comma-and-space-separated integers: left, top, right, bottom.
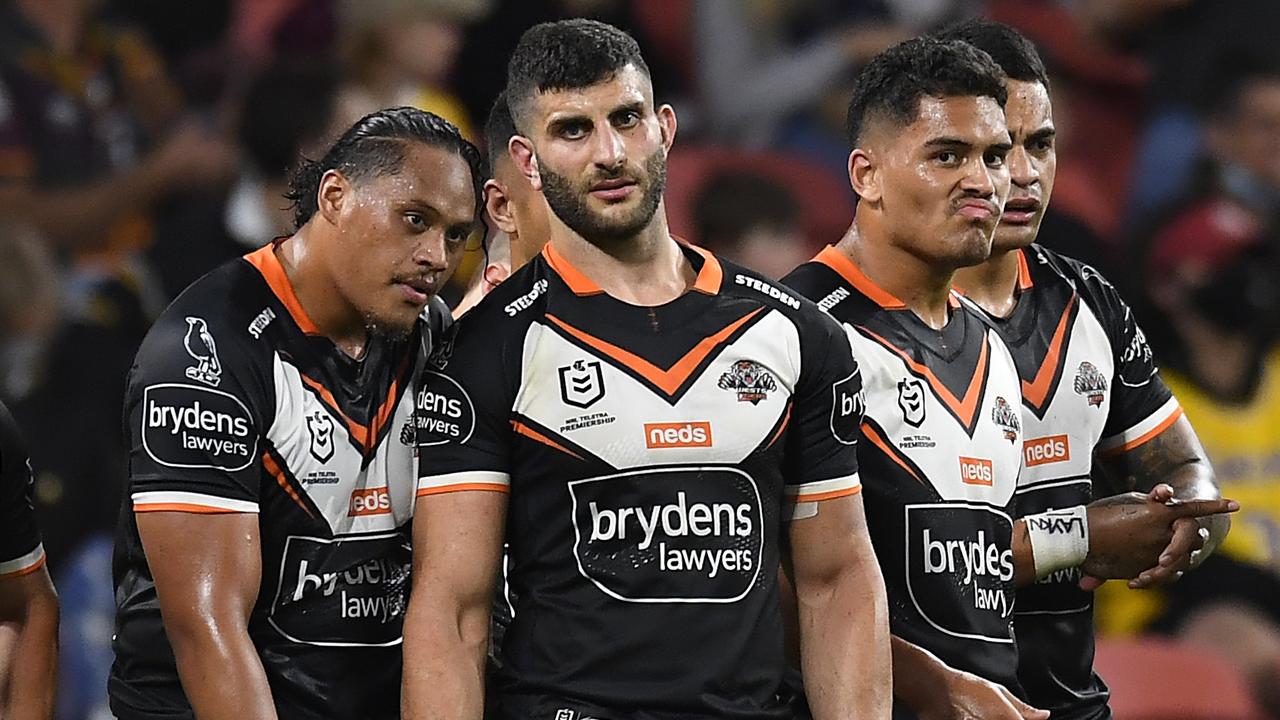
549, 208, 695, 306
837, 221, 954, 330
275, 230, 369, 359
953, 248, 1022, 319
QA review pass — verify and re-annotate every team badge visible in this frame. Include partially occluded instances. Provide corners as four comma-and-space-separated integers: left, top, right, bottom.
897, 377, 926, 427
306, 410, 335, 462
718, 360, 777, 405
559, 360, 606, 409
1073, 361, 1108, 407
183, 316, 223, 387
991, 396, 1021, 443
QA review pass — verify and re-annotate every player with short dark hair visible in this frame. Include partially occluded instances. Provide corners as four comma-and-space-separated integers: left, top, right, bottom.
403, 18, 890, 720
942, 19, 1230, 720
109, 107, 483, 720
0, 398, 58, 720
783, 36, 1237, 719
455, 92, 552, 318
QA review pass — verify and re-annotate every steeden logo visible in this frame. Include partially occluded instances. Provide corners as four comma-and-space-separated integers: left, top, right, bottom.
959, 456, 995, 486
644, 421, 713, 449
349, 487, 391, 517
1024, 435, 1071, 467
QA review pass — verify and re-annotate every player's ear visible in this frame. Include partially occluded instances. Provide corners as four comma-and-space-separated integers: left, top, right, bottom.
509, 136, 542, 192
484, 179, 518, 235
657, 104, 677, 152
848, 148, 881, 204
317, 169, 348, 225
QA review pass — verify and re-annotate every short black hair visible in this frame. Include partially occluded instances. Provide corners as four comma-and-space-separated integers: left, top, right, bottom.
845, 36, 1009, 148
935, 19, 1049, 90
505, 18, 651, 133
483, 92, 517, 176
285, 106, 485, 231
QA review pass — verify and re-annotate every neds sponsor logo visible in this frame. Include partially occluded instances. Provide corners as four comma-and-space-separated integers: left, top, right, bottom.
905, 504, 1016, 642
570, 467, 763, 603
349, 487, 391, 517
415, 370, 475, 446
1024, 435, 1070, 467
141, 383, 255, 471
644, 421, 712, 449
959, 456, 994, 486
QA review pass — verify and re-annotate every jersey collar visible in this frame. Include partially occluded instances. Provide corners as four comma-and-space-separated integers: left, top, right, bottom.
542, 239, 723, 297
244, 240, 322, 335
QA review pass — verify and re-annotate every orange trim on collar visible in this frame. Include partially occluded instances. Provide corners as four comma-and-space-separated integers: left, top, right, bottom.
243, 242, 321, 335
1016, 248, 1034, 291
812, 246, 908, 309
542, 240, 723, 297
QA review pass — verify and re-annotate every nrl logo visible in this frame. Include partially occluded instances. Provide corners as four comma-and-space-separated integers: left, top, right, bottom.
897, 378, 926, 427
306, 411, 335, 463
558, 359, 605, 409
718, 360, 777, 405
991, 396, 1021, 443
1073, 361, 1108, 407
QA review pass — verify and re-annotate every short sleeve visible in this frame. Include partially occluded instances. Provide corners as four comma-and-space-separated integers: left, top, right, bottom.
124, 313, 266, 514
0, 400, 44, 577
415, 317, 517, 496
783, 309, 863, 503
1073, 263, 1180, 454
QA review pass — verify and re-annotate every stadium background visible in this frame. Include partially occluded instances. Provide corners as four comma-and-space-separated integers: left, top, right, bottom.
0, 0, 1277, 717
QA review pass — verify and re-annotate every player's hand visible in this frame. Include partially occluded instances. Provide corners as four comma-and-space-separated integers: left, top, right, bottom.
1078, 487, 1238, 589
919, 669, 1049, 720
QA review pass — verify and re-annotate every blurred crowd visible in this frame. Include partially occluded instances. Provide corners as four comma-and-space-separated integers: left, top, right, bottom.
0, 0, 1277, 717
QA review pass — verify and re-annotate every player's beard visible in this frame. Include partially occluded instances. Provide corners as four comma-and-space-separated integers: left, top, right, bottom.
539, 149, 667, 245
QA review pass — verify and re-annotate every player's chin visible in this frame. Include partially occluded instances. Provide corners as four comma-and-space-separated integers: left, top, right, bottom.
949, 228, 996, 268
992, 222, 1037, 253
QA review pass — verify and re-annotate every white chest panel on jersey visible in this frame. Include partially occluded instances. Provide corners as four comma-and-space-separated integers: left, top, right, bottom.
1018, 302, 1114, 488
847, 325, 1023, 508
515, 311, 800, 468
269, 354, 418, 534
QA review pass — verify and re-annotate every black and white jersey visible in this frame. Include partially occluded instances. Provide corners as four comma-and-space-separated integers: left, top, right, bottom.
0, 398, 44, 579
110, 241, 436, 720
784, 247, 1024, 699
416, 243, 865, 720
978, 245, 1177, 720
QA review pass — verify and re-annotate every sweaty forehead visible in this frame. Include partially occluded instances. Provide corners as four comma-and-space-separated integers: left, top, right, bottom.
367, 143, 476, 223
1004, 80, 1053, 133
866, 94, 1009, 150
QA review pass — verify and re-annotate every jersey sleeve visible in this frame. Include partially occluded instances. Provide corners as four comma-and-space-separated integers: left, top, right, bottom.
0, 401, 44, 577
783, 309, 864, 503
415, 316, 517, 496
1073, 262, 1181, 455
124, 312, 267, 514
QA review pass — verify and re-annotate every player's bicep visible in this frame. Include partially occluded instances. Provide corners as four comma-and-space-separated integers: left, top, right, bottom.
788, 492, 877, 589
137, 511, 262, 634
411, 490, 507, 610
0, 564, 56, 624
1095, 414, 1212, 493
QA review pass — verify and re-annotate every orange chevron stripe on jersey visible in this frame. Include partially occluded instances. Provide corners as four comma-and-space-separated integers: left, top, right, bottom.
860, 326, 991, 431
861, 421, 927, 486
262, 451, 316, 518
542, 241, 724, 297
1021, 294, 1076, 411
813, 245, 908, 309
297, 352, 412, 455
512, 420, 585, 460
244, 242, 321, 335
546, 307, 765, 396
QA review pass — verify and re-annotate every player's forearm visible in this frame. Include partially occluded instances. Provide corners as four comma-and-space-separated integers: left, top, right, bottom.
890, 636, 955, 714
402, 593, 489, 720
169, 624, 277, 720
4, 577, 58, 720
1011, 519, 1037, 587
798, 555, 892, 719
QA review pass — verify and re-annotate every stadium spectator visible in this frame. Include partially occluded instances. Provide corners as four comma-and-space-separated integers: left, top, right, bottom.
692, 170, 810, 280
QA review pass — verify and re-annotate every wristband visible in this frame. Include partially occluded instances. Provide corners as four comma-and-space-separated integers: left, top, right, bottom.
1024, 505, 1089, 580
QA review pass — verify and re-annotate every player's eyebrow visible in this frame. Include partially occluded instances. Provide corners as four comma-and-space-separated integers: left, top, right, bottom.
923, 137, 973, 150
609, 101, 645, 120
1026, 126, 1057, 144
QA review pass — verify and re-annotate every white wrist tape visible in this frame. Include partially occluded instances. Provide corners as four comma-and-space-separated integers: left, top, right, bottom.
1025, 505, 1089, 580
